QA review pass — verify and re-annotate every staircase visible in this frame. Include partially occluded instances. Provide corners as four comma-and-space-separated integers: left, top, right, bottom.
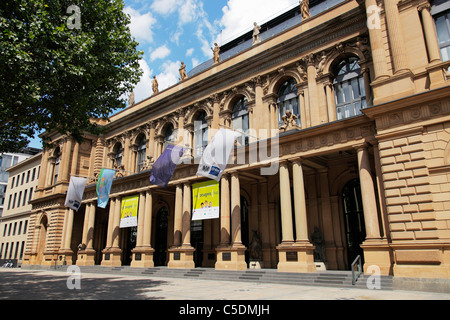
26, 265, 393, 290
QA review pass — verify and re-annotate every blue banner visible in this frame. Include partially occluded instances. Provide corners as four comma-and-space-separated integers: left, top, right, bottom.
150, 145, 184, 188
96, 169, 115, 208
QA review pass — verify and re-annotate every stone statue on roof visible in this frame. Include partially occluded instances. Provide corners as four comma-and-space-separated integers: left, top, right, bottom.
128, 91, 135, 107
211, 43, 221, 64
179, 62, 187, 81
300, 0, 310, 20
152, 76, 159, 95
252, 22, 261, 45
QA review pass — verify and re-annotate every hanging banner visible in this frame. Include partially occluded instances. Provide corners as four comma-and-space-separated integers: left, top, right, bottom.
192, 180, 220, 221
150, 144, 185, 188
65, 176, 87, 211
120, 195, 139, 228
96, 168, 116, 208
196, 128, 241, 181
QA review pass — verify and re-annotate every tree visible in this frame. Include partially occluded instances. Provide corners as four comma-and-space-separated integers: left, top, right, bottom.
0, 0, 143, 152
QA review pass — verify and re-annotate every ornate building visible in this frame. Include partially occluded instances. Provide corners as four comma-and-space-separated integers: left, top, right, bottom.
24, 0, 450, 282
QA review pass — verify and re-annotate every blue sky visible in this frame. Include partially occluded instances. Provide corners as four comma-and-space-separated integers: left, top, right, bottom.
28, 0, 300, 149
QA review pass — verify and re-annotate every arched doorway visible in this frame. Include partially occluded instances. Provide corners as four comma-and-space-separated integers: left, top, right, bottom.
154, 207, 168, 266
120, 227, 137, 266
342, 179, 366, 268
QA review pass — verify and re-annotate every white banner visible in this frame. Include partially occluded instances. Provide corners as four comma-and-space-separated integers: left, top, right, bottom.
196, 128, 241, 181
65, 177, 87, 211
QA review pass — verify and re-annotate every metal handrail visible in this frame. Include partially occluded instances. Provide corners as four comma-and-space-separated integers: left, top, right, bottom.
351, 255, 362, 285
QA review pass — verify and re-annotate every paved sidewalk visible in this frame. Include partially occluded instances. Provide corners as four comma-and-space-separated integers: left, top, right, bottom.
1, 268, 449, 300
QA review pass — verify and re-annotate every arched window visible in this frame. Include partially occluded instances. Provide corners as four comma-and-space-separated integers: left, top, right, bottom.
232, 96, 249, 146
278, 78, 301, 127
333, 57, 366, 120
136, 135, 147, 172
194, 111, 208, 158
113, 143, 123, 168
164, 124, 175, 144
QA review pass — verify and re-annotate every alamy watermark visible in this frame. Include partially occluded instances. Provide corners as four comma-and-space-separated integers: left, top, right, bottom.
367, 5, 382, 30
66, 265, 81, 290
66, 5, 81, 30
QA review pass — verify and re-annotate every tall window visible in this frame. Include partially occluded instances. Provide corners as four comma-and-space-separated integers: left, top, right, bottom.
435, 10, 450, 61
232, 97, 249, 146
114, 143, 123, 168
53, 148, 61, 185
194, 111, 208, 158
164, 124, 175, 147
136, 135, 147, 172
333, 57, 366, 120
278, 78, 301, 127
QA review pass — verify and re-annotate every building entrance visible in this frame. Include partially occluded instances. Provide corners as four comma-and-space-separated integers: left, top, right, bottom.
154, 207, 168, 266
120, 226, 137, 266
191, 220, 203, 267
342, 179, 366, 268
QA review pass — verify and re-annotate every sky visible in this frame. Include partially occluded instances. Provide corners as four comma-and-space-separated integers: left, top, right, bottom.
28, 0, 301, 149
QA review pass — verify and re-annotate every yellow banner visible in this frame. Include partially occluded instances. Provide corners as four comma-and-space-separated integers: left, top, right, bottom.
120, 195, 139, 228
192, 180, 220, 220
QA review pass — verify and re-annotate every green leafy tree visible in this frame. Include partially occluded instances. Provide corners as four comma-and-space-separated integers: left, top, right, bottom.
0, 0, 143, 152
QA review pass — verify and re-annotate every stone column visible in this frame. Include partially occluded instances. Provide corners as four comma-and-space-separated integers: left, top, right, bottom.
419, 3, 441, 64
356, 144, 381, 240
292, 159, 309, 243
101, 197, 123, 266
355, 144, 392, 275
324, 82, 336, 122
215, 172, 246, 271
383, 0, 408, 73
182, 183, 192, 247
131, 191, 155, 268
70, 141, 80, 176
173, 184, 183, 247
59, 138, 72, 183
219, 174, 230, 246
277, 160, 316, 273
168, 184, 195, 269
366, 0, 390, 80
231, 172, 243, 246
279, 161, 294, 244
306, 54, 320, 126
59, 208, 75, 264
77, 202, 96, 266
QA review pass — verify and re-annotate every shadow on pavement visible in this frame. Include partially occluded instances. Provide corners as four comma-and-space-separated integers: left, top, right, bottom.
0, 271, 168, 300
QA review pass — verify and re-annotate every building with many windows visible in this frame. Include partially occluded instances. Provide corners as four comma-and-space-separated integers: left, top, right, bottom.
22, 0, 450, 285
0, 153, 41, 265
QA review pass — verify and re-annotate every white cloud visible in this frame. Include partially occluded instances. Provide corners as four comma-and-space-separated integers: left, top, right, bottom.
156, 60, 182, 91
150, 44, 171, 61
124, 6, 157, 44
186, 48, 194, 57
216, 0, 298, 45
150, 0, 179, 15
132, 59, 154, 103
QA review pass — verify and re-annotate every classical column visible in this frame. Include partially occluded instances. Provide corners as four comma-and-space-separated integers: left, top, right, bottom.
168, 183, 195, 269
366, 0, 390, 80
230, 172, 242, 246
277, 160, 316, 273
324, 82, 336, 122
419, 3, 441, 64
356, 144, 381, 240
173, 184, 183, 247
59, 138, 73, 183
135, 192, 146, 247
70, 141, 80, 176
292, 159, 309, 243
77, 202, 96, 266
101, 197, 123, 266
383, 0, 408, 73
279, 161, 294, 244
306, 54, 320, 126
63, 209, 74, 249
182, 183, 192, 247
143, 190, 153, 247
356, 144, 393, 275
219, 174, 231, 246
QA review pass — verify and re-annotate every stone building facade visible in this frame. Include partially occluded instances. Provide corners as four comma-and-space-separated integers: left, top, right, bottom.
23, 0, 450, 280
